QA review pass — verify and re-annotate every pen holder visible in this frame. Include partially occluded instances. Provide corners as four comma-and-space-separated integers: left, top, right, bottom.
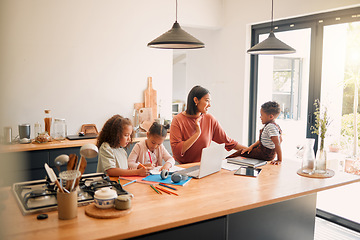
57, 190, 78, 220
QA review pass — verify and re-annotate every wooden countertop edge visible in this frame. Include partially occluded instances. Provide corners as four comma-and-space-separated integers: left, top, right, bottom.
100, 176, 360, 240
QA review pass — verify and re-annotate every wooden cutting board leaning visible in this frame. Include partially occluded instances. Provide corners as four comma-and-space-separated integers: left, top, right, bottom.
144, 77, 157, 120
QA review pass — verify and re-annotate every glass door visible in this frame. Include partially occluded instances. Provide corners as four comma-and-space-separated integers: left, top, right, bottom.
255, 28, 312, 158
316, 21, 360, 226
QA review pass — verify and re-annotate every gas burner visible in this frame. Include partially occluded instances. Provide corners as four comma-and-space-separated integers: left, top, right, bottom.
23, 189, 56, 203
12, 173, 130, 215
80, 175, 128, 197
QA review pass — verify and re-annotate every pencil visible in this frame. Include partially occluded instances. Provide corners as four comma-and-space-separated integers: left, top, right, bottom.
150, 185, 161, 194
123, 179, 137, 186
156, 186, 179, 196
155, 186, 171, 195
139, 163, 146, 169
159, 183, 177, 191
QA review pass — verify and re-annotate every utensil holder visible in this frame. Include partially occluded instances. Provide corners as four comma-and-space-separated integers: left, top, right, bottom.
57, 190, 77, 220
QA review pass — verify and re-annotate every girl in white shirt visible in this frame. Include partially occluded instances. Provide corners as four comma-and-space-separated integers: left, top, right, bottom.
128, 122, 175, 171
96, 114, 149, 176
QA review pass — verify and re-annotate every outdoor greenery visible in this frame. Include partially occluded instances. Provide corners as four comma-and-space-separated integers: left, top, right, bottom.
341, 113, 360, 148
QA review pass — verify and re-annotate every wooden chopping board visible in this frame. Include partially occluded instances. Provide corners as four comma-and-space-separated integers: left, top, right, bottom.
144, 77, 157, 120
85, 203, 132, 219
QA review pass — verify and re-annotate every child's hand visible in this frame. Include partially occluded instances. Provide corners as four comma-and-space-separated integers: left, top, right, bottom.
241, 147, 253, 154
143, 163, 155, 169
137, 167, 148, 176
270, 159, 282, 165
160, 162, 172, 171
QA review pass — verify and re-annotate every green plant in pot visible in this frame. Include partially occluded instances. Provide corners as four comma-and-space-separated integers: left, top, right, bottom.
311, 99, 330, 174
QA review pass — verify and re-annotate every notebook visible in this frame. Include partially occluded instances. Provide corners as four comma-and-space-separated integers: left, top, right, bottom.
226, 156, 267, 168
178, 143, 225, 179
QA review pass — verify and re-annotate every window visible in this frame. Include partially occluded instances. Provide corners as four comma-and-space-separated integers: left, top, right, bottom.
249, 7, 360, 231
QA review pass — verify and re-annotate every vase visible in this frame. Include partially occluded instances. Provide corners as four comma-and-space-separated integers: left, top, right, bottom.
314, 138, 327, 174
301, 138, 316, 174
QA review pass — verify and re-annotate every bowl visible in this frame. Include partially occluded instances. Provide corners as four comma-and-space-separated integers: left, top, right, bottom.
94, 187, 118, 209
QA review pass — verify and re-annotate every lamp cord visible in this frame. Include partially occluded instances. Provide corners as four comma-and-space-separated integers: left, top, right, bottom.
271, 0, 274, 31
176, 0, 178, 22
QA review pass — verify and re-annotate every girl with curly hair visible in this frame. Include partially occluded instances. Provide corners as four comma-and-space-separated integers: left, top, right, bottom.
96, 114, 149, 176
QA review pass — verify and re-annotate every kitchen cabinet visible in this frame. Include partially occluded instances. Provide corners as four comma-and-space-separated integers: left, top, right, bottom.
0, 138, 172, 186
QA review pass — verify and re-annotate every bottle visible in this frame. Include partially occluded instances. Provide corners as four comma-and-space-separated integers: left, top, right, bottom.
301, 138, 316, 174
44, 109, 52, 136
53, 118, 67, 140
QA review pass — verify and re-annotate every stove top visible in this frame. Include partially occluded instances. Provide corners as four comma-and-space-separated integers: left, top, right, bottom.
12, 173, 129, 215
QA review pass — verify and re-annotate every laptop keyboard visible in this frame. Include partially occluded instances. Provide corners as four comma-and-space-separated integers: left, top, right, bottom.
187, 169, 200, 177
177, 165, 200, 174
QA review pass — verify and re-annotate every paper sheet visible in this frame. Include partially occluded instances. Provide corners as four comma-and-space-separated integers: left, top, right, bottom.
149, 165, 185, 175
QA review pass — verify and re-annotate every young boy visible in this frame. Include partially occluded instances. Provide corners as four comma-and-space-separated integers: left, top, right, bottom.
227, 101, 282, 165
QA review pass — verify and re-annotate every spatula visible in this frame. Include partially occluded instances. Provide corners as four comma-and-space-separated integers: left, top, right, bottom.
44, 163, 64, 193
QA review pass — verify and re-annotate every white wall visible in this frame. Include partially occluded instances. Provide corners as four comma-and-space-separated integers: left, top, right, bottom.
0, 0, 359, 141
0, 0, 221, 138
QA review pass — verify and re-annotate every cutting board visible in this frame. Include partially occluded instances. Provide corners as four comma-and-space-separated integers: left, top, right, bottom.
144, 77, 157, 120
139, 107, 153, 123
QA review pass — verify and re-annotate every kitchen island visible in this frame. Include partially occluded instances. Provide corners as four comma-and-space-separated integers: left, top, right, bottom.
1, 160, 360, 240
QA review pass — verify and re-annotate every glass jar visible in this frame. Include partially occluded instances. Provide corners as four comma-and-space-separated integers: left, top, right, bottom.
34, 122, 42, 139
44, 109, 52, 136
53, 118, 67, 140
301, 138, 316, 174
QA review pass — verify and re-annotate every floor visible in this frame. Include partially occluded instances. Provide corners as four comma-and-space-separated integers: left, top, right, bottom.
314, 217, 360, 240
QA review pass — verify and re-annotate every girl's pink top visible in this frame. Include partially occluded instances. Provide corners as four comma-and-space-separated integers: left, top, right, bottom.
170, 112, 238, 164
127, 140, 175, 169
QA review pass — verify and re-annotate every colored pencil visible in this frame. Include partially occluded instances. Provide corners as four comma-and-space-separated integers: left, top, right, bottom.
148, 150, 153, 164
122, 179, 137, 186
118, 177, 153, 185
155, 186, 171, 195
155, 186, 179, 196
159, 183, 177, 191
150, 185, 161, 194
139, 163, 146, 169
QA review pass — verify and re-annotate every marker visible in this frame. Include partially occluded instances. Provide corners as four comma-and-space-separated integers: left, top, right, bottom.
123, 179, 137, 186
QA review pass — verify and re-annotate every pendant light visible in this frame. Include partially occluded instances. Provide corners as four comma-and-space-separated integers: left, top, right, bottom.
247, 0, 295, 55
147, 0, 204, 49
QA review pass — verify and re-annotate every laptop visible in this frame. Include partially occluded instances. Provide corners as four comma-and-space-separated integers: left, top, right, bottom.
178, 143, 225, 179
226, 156, 267, 168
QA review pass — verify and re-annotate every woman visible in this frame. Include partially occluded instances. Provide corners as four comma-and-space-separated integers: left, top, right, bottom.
170, 85, 245, 164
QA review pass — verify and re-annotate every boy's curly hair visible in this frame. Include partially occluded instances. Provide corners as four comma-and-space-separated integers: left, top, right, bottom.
96, 114, 133, 149
261, 101, 281, 116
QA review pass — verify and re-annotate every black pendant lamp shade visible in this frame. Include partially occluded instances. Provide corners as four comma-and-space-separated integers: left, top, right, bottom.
247, 0, 295, 55
247, 31, 295, 54
147, 21, 204, 49
147, 0, 204, 49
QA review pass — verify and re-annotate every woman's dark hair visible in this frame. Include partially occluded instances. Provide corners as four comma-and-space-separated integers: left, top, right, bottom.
97, 114, 133, 149
261, 101, 281, 116
148, 122, 169, 138
185, 85, 210, 115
